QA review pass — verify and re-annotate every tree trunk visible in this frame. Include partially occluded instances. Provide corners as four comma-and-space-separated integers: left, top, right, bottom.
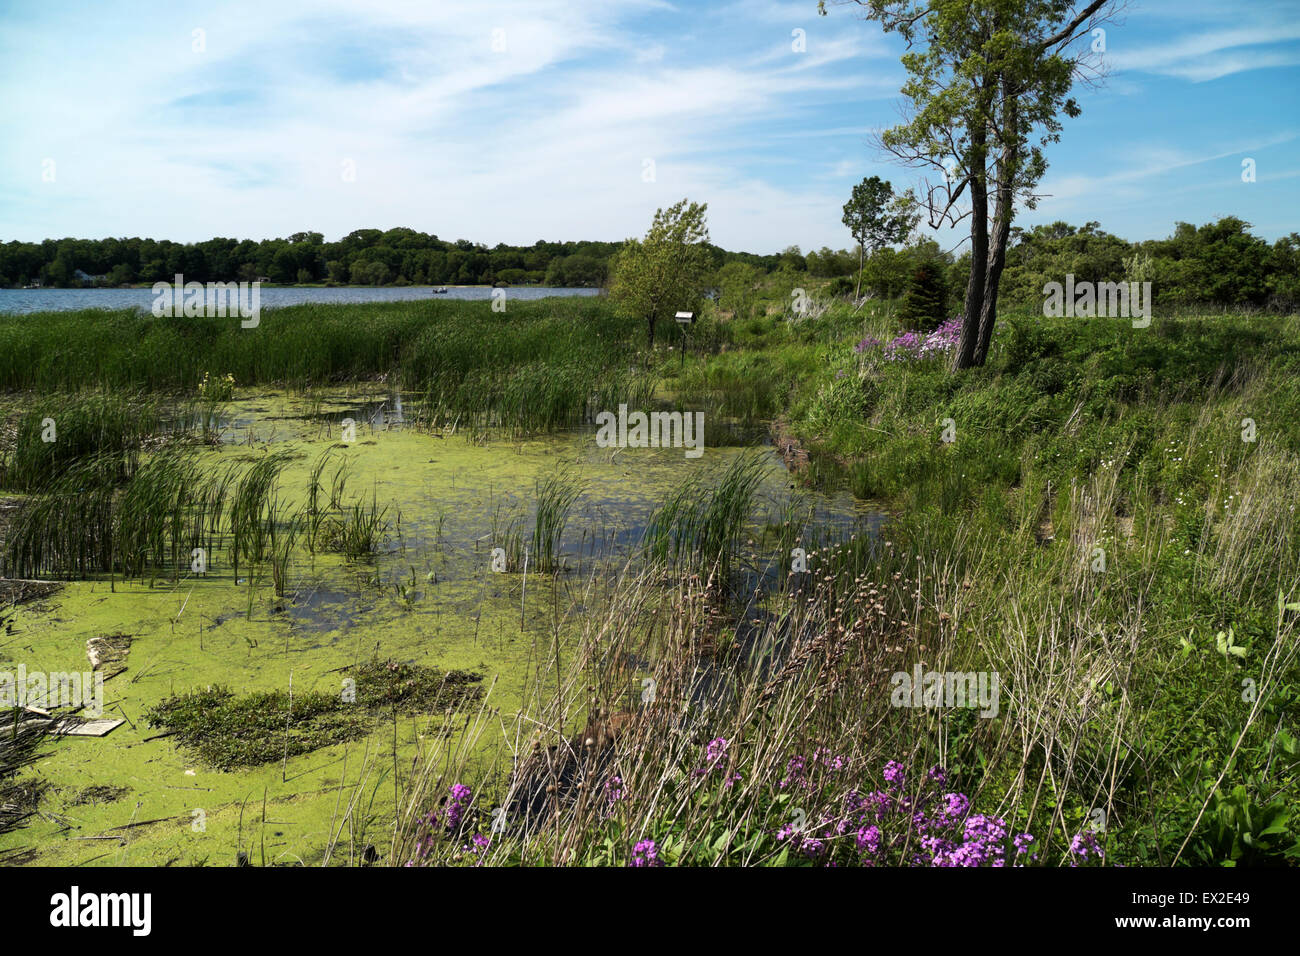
978, 170, 1013, 366
953, 63, 997, 372
976, 81, 1019, 366
953, 157, 987, 370
647, 314, 655, 350
855, 243, 864, 301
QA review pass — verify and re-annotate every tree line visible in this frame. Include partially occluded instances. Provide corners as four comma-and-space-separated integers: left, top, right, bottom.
0, 227, 783, 290
838, 215, 1300, 318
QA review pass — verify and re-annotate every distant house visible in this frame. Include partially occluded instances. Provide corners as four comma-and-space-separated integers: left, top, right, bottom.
73, 269, 106, 285
255, 276, 271, 284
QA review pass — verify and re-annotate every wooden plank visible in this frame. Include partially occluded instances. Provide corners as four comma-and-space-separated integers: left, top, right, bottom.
53, 718, 125, 737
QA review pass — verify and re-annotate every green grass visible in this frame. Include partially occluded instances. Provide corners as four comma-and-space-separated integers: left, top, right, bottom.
531, 469, 583, 574
643, 450, 769, 584
0, 391, 167, 492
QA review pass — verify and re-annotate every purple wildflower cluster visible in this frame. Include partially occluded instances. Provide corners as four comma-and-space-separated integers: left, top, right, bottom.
855, 316, 962, 362
776, 823, 827, 859
780, 747, 847, 792
627, 755, 1107, 869
409, 783, 476, 864
629, 839, 662, 867
444, 783, 473, 829
1069, 830, 1105, 865
837, 762, 1037, 867
461, 832, 490, 865
696, 736, 742, 787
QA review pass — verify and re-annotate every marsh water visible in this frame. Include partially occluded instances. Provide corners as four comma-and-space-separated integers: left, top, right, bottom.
0, 285, 600, 315
1, 387, 882, 865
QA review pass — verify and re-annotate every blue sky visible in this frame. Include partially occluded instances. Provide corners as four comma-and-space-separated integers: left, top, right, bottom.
1, 0, 1297, 253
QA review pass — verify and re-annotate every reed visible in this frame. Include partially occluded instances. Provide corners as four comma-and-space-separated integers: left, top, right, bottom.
642, 451, 769, 585
0, 392, 161, 492
0, 298, 640, 398
488, 504, 524, 572
228, 452, 293, 578
530, 470, 584, 574
303, 449, 334, 553
267, 504, 300, 597
328, 491, 390, 559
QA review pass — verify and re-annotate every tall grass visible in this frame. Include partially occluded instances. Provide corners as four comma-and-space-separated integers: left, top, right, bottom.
327, 492, 390, 560
228, 452, 293, 579
0, 392, 164, 492
0, 300, 649, 434
0, 444, 387, 584
531, 470, 584, 574
642, 452, 769, 585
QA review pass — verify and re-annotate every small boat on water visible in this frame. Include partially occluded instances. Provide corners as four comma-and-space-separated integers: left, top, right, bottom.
432, 286, 448, 295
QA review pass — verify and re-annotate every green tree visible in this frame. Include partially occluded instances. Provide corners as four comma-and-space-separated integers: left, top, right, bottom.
898, 260, 948, 329
831, 0, 1115, 369
1267, 233, 1300, 311
270, 246, 297, 284
716, 261, 762, 320
842, 175, 916, 300
609, 199, 712, 350
326, 260, 349, 284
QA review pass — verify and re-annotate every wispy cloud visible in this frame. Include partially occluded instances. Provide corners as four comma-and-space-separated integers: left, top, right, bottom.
0, 0, 1295, 249
1109, 22, 1300, 81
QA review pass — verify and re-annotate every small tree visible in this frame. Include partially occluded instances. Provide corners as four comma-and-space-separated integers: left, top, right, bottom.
716, 261, 762, 321
898, 260, 948, 330
610, 199, 712, 350
842, 176, 917, 301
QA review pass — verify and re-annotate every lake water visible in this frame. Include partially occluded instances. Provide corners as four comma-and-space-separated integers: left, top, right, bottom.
0, 284, 600, 315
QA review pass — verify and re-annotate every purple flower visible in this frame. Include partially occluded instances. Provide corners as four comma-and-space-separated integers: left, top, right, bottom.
443, 783, 472, 830
695, 737, 731, 776
813, 747, 846, 772
606, 775, 625, 804
780, 754, 809, 790
856, 824, 882, 856
798, 836, 825, 858
940, 792, 971, 822
1069, 831, 1104, 865
630, 839, 662, 867
872, 316, 964, 363
883, 761, 906, 789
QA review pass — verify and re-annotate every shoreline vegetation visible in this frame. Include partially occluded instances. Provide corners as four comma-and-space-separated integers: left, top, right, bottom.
2, 217, 1297, 317
1, 276, 1297, 866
